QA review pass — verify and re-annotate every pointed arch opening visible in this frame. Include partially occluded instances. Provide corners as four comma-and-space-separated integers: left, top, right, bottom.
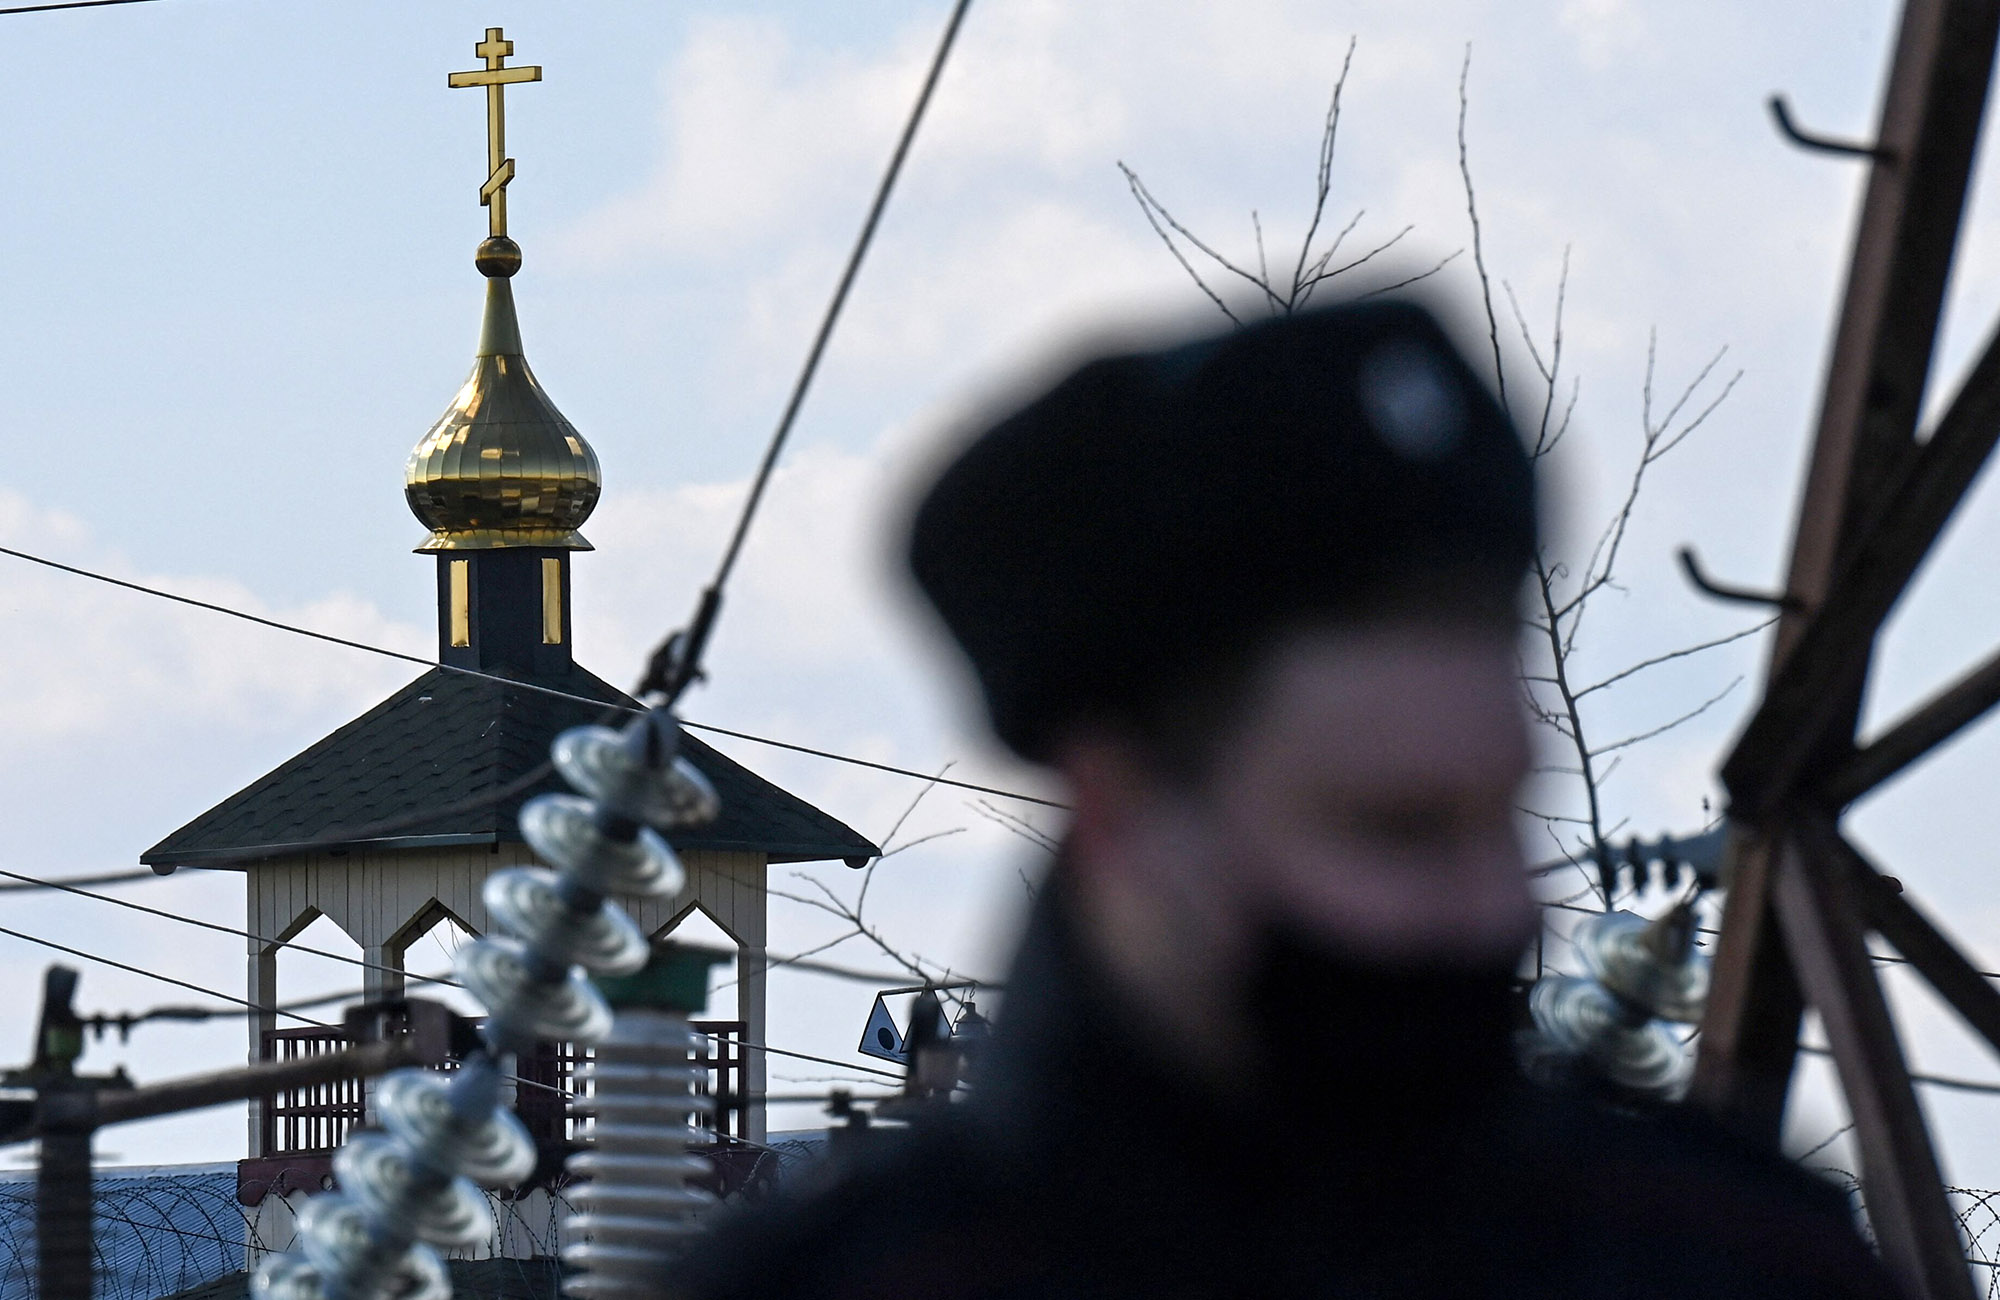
271, 912, 365, 1015
653, 903, 740, 1022
386, 898, 485, 1018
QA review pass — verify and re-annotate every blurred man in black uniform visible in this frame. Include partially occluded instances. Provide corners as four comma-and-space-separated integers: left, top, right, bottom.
676, 301, 1902, 1299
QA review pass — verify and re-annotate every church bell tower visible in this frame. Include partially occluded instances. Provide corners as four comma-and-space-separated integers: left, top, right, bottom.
141, 27, 877, 1213
407, 27, 598, 678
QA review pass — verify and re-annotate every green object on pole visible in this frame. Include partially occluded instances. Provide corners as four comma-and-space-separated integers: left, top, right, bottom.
593, 941, 733, 1014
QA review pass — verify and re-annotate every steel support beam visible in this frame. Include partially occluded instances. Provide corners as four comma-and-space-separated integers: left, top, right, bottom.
1688, 832, 1805, 1143
1776, 820, 1972, 1300
1834, 834, 2000, 1058
1830, 639, 2000, 805
1731, 313, 2000, 812
1693, 0, 2000, 1156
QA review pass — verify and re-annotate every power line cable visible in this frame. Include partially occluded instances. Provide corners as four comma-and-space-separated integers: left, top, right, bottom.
0, 921, 330, 1027
637, 0, 975, 704
1796, 1044, 2000, 1097
0, 861, 991, 995
1538, 896, 2000, 981
0, 542, 443, 674
0, 925, 896, 1097
680, 721, 1062, 809
0, 542, 1064, 813
703, 1032, 901, 1082
0, 0, 162, 13
108, 982, 430, 1025
0, 865, 461, 989
0, 867, 159, 894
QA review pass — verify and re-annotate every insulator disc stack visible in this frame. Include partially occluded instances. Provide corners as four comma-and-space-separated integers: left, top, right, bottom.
1526, 905, 1710, 1101
253, 710, 719, 1300
561, 1011, 720, 1296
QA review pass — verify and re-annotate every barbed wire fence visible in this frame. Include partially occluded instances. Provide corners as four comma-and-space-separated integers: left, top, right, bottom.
0, 1139, 842, 1300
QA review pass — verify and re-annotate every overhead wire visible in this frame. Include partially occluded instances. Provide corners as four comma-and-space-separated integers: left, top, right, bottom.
635, 0, 976, 704
114, 984, 411, 1023
681, 721, 1063, 809
0, 867, 159, 893
27, 850, 2000, 1098
0, 918, 909, 1094
0, 921, 330, 1027
0, 861, 988, 994
0, 0, 162, 13
0, 868, 943, 1080
1538, 895, 2000, 982
1796, 1045, 2000, 1097
702, 1032, 902, 1082
0, 542, 1064, 814
0, 865, 460, 989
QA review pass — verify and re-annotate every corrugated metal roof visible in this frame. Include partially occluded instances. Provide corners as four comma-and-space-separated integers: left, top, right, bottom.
0, 1164, 243, 1300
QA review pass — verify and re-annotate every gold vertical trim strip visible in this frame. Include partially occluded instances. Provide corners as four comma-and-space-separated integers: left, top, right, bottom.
542, 556, 563, 645
450, 560, 471, 648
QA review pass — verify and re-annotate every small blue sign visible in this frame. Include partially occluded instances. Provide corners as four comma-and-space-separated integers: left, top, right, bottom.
858, 994, 908, 1064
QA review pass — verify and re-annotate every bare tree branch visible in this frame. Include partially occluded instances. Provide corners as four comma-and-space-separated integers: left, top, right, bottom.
1110, 37, 1749, 928
1297, 224, 1414, 296
1120, 162, 1279, 315
1358, 248, 1464, 299
879, 766, 952, 853
971, 799, 1059, 854
1458, 44, 1507, 412
1591, 678, 1744, 756
770, 868, 972, 1011
878, 826, 967, 858
1291, 36, 1359, 301
1573, 618, 1774, 699
1519, 807, 1597, 826
1119, 162, 1242, 324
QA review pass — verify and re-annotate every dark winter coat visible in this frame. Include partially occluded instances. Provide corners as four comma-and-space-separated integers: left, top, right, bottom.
675, 893, 1903, 1300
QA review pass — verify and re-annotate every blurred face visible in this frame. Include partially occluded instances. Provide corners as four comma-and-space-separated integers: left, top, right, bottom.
1059, 619, 1537, 1063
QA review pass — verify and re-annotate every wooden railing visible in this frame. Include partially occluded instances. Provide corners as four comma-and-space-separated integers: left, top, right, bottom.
260, 1025, 366, 1156
256, 1019, 750, 1157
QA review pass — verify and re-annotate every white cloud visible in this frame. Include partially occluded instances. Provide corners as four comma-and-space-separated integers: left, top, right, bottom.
1559, 0, 1648, 70
5, 0, 2000, 1180
0, 490, 423, 741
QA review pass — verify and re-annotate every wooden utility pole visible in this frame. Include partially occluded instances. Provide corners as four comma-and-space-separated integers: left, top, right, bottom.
1691, 2, 2000, 1297
0, 970, 454, 1298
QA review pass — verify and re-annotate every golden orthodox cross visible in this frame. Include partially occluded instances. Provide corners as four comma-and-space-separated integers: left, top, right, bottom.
448, 27, 542, 238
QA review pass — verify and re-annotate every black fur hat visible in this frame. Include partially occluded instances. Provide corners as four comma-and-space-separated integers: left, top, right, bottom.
907, 300, 1537, 762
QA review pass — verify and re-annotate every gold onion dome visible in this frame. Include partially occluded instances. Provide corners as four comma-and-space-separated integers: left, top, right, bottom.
404, 236, 601, 552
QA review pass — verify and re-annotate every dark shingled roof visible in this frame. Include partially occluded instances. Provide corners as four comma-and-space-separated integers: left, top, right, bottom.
141, 665, 878, 868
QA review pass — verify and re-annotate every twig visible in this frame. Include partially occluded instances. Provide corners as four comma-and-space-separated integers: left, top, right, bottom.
1592, 678, 1743, 756
1359, 248, 1463, 299
1458, 44, 1507, 412
1290, 36, 1358, 302
970, 799, 1058, 854
1573, 618, 1775, 699
1120, 163, 1270, 318
879, 827, 966, 858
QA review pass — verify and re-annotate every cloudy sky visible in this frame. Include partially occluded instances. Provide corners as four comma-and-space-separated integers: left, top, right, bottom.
5, 0, 2000, 1201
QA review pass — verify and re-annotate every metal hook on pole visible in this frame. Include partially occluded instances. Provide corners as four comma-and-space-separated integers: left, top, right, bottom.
1768, 94, 1893, 162
1677, 547, 1807, 612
